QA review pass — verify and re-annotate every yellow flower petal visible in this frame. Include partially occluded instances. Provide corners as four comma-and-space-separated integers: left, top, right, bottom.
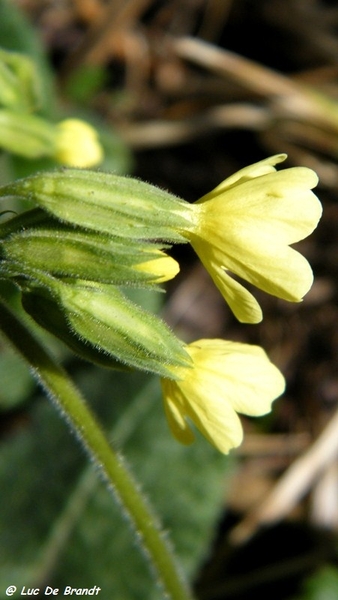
181, 156, 322, 322
162, 372, 244, 453
163, 381, 196, 445
161, 339, 285, 454
199, 168, 320, 244
201, 153, 287, 199
191, 251, 263, 323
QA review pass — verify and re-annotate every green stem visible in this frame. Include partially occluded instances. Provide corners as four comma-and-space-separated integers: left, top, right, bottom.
0, 297, 194, 600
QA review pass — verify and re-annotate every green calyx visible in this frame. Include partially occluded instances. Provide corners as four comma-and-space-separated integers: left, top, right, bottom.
17, 273, 191, 377
0, 169, 193, 242
57, 281, 192, 377
21, 287, 131, 369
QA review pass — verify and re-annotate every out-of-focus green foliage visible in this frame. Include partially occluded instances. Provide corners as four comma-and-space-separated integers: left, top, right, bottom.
65, 65, 108, 106
0, 345, 34, 409
294, 567, 338, 600
0, 0, 55, 117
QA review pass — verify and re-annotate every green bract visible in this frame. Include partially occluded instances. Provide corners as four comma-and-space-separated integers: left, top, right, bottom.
0, 170, 192, 241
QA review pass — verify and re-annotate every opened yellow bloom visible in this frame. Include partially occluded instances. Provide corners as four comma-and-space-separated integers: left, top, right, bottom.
179, 155, 322, 323
161, 339, 285, 454
55, 118, 103, 168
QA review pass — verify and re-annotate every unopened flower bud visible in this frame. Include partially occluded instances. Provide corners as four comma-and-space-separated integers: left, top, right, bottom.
0, 111, 103, 167
54, 281, 191, 377
17, 276, 191, 377
54, 119, 103, 168
1, 224, 179, 286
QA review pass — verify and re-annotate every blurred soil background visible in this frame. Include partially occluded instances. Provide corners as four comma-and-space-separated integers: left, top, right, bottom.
7, 1, 338, 598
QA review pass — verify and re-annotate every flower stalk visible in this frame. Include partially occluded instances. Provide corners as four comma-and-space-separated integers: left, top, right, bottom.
0, 296, 194, 600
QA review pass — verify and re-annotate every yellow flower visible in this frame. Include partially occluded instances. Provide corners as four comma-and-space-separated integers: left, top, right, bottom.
180, 155, 322, 323
161, 339, 285, 454
54, 118, 103, 168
